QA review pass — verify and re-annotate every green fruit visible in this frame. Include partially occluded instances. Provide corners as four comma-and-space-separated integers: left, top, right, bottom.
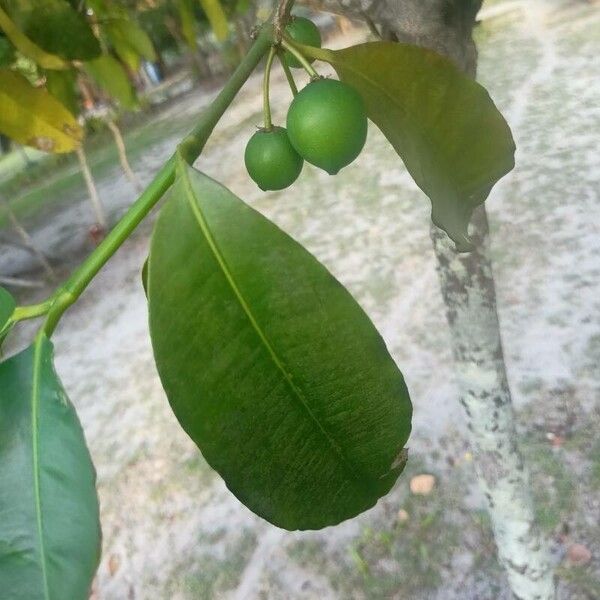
286, 78, 368, 175
244, 126, 304, 191
284, 16, 321, 69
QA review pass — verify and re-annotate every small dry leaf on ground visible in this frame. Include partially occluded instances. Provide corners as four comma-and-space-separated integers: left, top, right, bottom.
566, 543, 592, 566
108, 554, 121, 577
409, 474, 436, 496
397, 509, 410, 523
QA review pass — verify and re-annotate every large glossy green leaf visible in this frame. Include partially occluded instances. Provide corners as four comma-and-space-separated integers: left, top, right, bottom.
84, 55, 136, 109
0, 69, 82, 152
0, 6, 68, 70
0, 335, 101, 599
301, 42, 516, 251
148, 158, 412, 530
8, 0, 101, 61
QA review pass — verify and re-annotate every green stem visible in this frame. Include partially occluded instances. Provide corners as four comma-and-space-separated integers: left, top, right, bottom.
41, 24, 274, 337
262, 45, 277, 129
12, 300, 54, 322
280, 38, 318, 79
278, 49, 298, 96
178, 25, 273, 163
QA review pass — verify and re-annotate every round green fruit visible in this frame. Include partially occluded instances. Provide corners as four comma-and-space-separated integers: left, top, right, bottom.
244, 126, 303, 191
284, 16, 321, 69
286, 78, 368, 175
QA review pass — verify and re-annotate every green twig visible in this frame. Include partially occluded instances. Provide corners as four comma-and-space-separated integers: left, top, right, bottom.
12, 300, 54, 322
40, 24, 274, 337
280, 38, 318, 79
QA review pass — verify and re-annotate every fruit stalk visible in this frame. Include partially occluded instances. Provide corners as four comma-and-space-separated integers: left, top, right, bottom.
278, 49, 298, 95
262, 45, 277, 129
280, 38, 319, 78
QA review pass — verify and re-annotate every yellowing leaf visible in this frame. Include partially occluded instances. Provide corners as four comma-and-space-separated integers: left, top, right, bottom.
0, 69, 82, 152
198, 0, 229, 42
0, 5, 68, 70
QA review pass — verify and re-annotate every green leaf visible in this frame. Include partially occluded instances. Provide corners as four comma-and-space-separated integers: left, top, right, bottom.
198, 0, 229, 42
0, 69, 82, 153
175, 0, 198, 49
141, 257, 148, 297
0, 335, 101, 599
10, 0, 101, 62
0, 34, 16, 67
0, 286, 15, 343
148, 158, 412, 530
301, 42, 516, 251
0, 5, 68, 70
45, 69, 79, 117
105, 19, 156, 72
0, 286, 15, 329
84, 55, 136, 109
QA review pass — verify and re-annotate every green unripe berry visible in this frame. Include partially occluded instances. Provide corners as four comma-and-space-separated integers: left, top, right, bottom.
244, 126, 304, 191
286, 78, 368, 175
284, 16, 321, 69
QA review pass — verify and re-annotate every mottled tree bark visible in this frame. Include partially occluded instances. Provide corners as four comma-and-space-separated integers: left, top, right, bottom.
304, 0, 556, 597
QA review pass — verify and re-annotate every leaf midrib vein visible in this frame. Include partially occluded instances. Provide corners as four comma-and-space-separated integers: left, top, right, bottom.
179, 165, 370, 489
31, 335, 50, 600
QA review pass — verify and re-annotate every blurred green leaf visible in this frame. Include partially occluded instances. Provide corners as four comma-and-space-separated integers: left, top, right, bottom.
0, 68, 82, 152
175, 0, 198, 49
0, 33, 15, 67
45, 68, 79, 116
148, 158, 412, 530
84, 55, 136, 109
198, 0, 229, 41
302, 42, 515, 251
0, 335, 101, 599
0, 5, 68, 69
105, 19, 157, 72
10, 0, 101, 61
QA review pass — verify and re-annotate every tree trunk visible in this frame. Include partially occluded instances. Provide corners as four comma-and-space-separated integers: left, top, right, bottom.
313, 0, 556, 597
105, 119, 143, 193
76, 146, 106, 228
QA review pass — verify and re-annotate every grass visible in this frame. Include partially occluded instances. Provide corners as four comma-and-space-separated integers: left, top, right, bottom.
285, 459, 478, 599
521, 436, 577, 532
172, 528, 257, 599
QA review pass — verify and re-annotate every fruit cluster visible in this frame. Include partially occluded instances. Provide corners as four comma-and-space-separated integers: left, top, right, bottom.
244, 17, 368, 191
